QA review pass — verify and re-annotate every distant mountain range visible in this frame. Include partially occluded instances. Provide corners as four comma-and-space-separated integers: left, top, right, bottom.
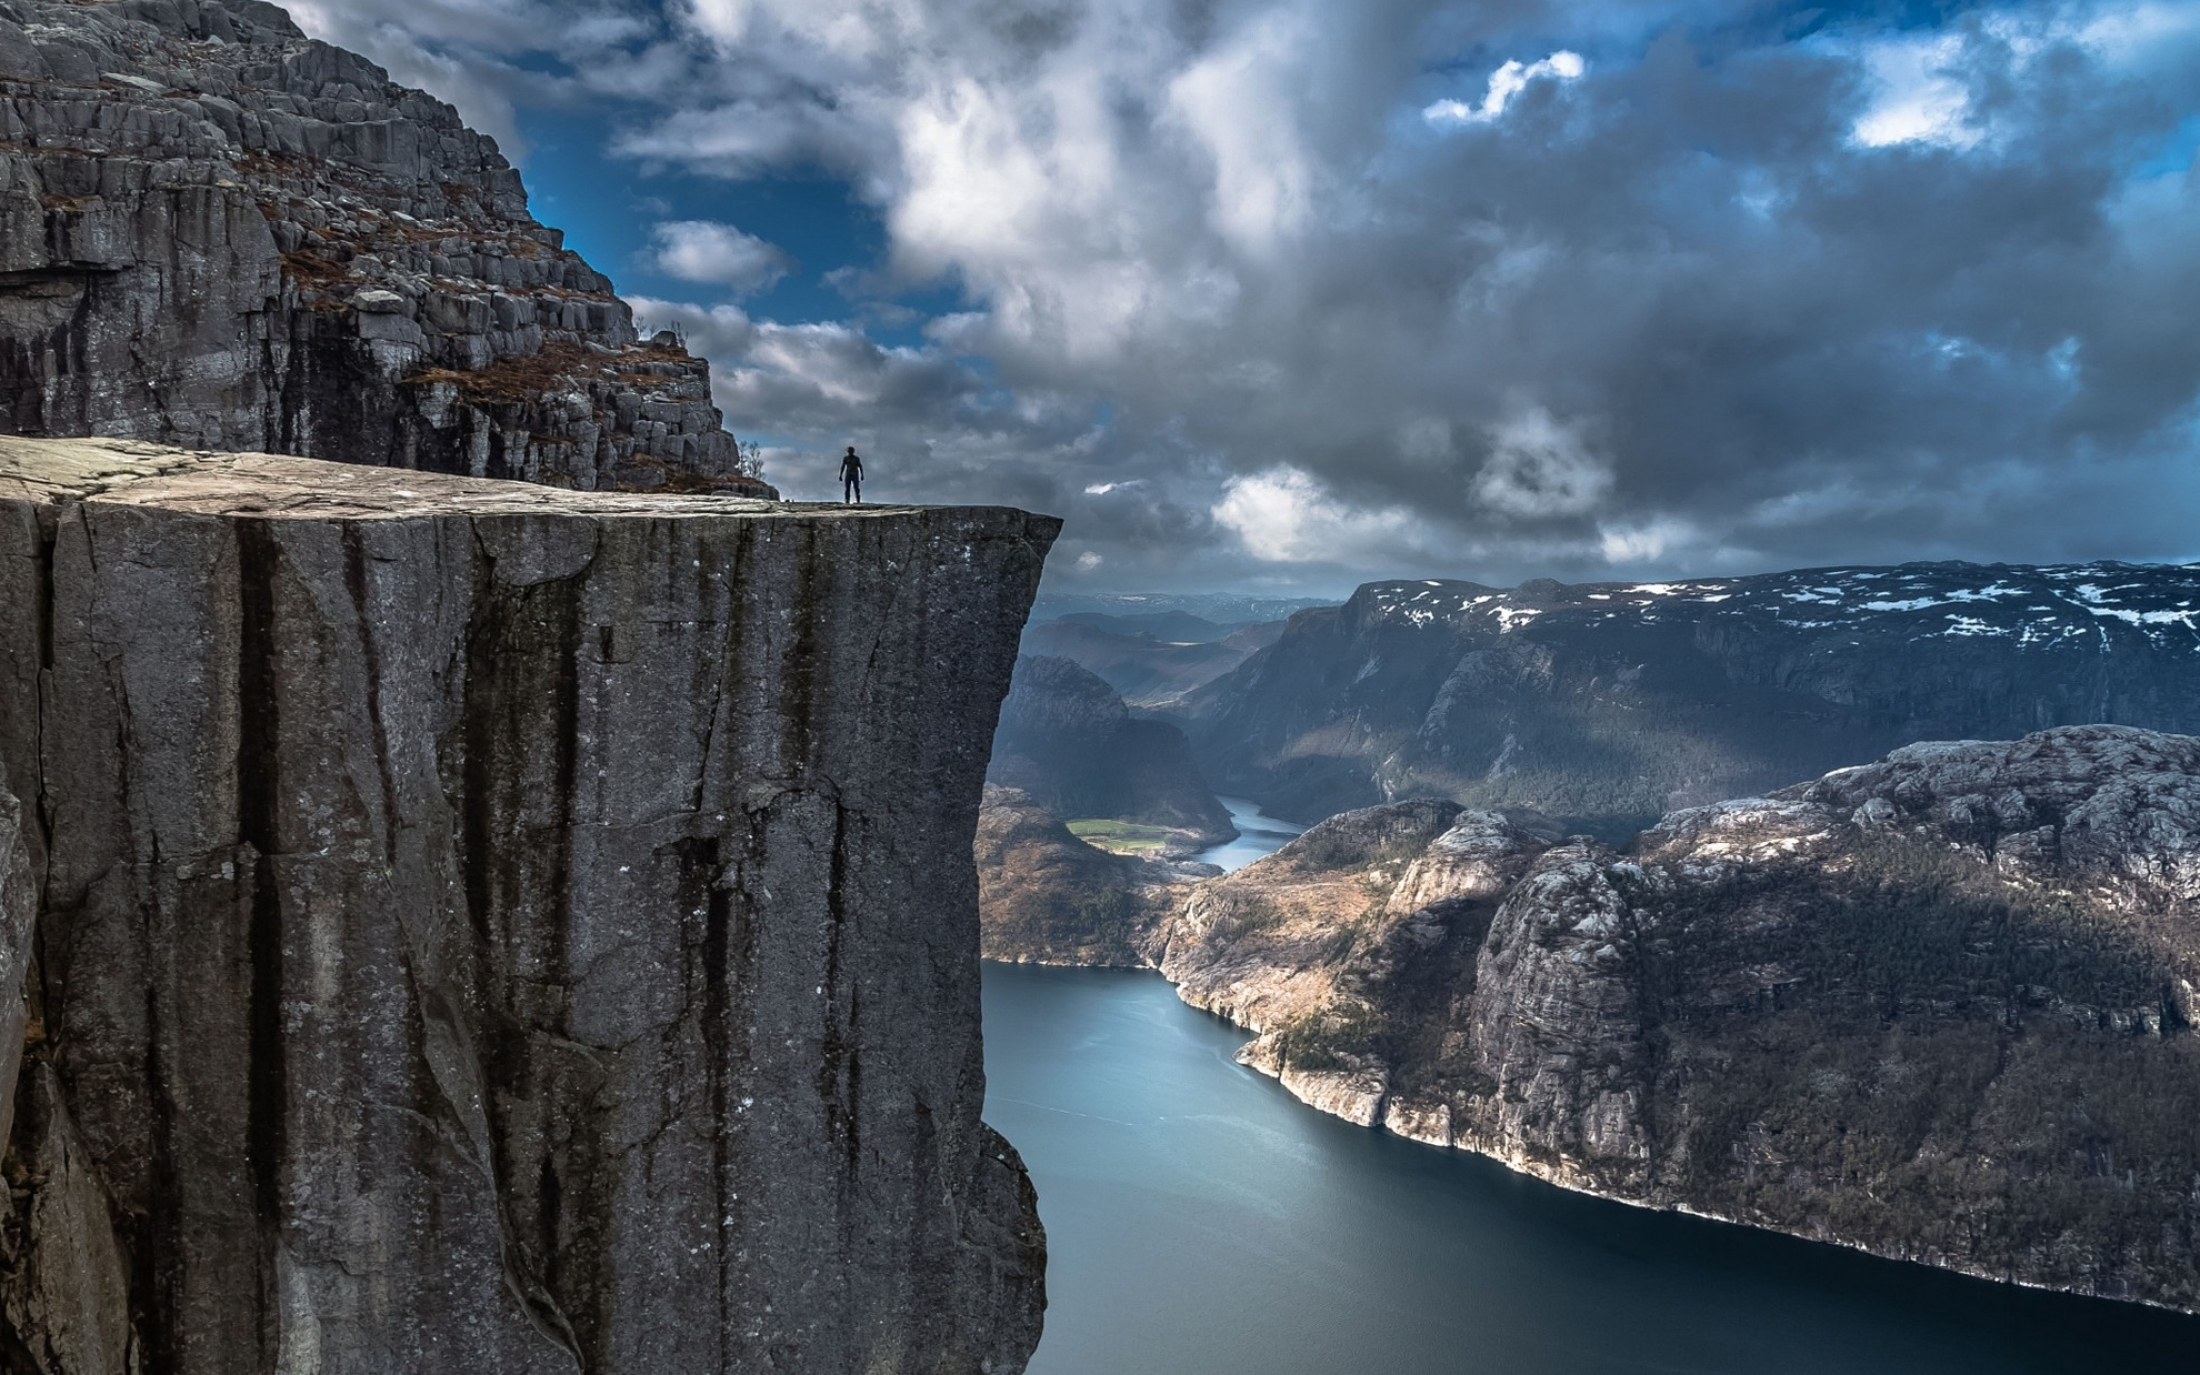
987, 656, 1235, 849
1022, 616, 1289, 706
1177, 561, 2200, 835
1030, 592, 1334, 625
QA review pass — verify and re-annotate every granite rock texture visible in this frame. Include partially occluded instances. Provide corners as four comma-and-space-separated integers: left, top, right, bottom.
0, 436, 1052, 1372
0, 0, 770, 496
1121, 728, 2200, 1309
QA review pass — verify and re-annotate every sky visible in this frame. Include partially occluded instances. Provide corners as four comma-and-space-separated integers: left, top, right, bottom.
286, 0, 2200, 597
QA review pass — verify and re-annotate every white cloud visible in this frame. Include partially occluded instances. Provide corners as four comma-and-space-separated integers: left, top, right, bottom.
1166, 9, 1317, 249
1598, 516, 1700, 564
1471, 409, 1612, 519
648, 221, 794, 292
1424, 50, 1585, 126
1850, 34, 1979, 149
623, 296, 757, 357
1213, 466, 1444, 565
304, 0, 2200, 588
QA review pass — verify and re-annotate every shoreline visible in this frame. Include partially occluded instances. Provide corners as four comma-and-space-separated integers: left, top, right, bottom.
985, 957, 2200, 1321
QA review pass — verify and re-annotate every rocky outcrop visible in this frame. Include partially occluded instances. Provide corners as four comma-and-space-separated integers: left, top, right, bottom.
988, 655, 1234, 851
1150, 800, 1551, 1126
1183, 562, 2200, 833
0, 436, 1052, 1371
1132, 727, 2200, 1310
974, 787, 1208, 967
0, 0, 770, 495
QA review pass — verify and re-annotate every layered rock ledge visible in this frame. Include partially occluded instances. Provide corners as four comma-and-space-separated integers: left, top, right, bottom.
0, 0, 769, 495
0, 436, 1053, 1372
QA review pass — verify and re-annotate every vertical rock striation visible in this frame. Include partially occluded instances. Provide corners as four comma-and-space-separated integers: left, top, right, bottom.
0, 0, 770, 495
0, 436, 1051, 1372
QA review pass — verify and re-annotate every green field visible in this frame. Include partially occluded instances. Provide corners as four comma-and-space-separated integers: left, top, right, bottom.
1067, 819, 1175, 855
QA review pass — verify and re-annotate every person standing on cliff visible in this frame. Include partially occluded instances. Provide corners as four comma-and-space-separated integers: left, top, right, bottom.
839, 446, 864, 505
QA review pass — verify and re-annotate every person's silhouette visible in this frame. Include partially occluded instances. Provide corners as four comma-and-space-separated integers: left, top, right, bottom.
839, 446, 865, 504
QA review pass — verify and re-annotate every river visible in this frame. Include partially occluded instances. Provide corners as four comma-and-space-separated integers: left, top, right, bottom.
1188, 794, 1309, 870
979, 798, 2199, 1374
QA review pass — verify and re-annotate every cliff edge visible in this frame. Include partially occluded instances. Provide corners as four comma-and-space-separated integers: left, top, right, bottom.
0, 436, 1052, 1372
0, 0, 771, 495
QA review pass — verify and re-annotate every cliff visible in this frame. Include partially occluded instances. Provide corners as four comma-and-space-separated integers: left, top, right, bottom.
0, 0, 770, 495
987, 655, 1234, 852
0, 436, 1053, 1371
1183, 563, 2200, 832
1135, 728, 2200, 1309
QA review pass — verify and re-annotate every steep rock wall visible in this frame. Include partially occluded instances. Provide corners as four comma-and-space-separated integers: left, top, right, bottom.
1116, 729, 2200, 1309
0, 0, 769, 496
0, 436, 1051, 1372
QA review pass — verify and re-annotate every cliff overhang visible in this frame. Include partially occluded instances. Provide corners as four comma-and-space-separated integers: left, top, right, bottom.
0, 435, 1053, 1372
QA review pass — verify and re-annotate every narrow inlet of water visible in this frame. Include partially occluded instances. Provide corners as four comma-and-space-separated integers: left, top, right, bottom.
985, 794, 2197, 1375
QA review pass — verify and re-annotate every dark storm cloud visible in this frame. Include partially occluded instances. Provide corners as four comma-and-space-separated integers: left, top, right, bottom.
293, 0, 2200, 591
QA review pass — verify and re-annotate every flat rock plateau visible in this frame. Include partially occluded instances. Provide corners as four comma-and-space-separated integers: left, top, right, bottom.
0, 0, 770, 495
0, 435, 1056, 1372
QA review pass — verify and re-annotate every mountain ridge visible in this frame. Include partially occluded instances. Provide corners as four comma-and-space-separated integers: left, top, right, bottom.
1182, 558, 2200, 833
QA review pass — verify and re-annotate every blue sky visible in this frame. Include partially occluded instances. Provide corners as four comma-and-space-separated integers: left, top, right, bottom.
292, 0, 2200, 596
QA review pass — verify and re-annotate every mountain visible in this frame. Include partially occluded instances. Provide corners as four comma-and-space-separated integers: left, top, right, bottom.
1181, 562, 2200, 834
0, 303, 1044, 1370
1030, 592, 1334, 624
1021, 616, 1286, 705
0, 0, 768, 494
974, 787, 1210, 967
1137, 727, 2200, 1311
988, 655, 1235, 850
1055, 610, 1248, 641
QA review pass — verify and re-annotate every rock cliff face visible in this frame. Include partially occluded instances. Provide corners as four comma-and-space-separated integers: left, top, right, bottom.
1133, 727, 2200, 1309
0, 0, 769, 495
987, 655, 1234, 851
1184, 562, 2200, 832
0, 436, 1051, 1372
